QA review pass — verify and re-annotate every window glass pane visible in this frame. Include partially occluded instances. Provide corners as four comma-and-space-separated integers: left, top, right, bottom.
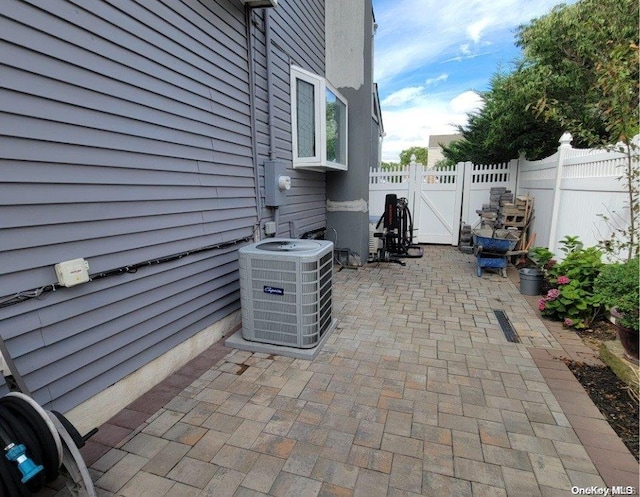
296, 79, 315, 158
326, 88, 346, 164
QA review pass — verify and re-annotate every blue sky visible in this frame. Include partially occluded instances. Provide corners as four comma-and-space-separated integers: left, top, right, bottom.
371, 0, 575, 162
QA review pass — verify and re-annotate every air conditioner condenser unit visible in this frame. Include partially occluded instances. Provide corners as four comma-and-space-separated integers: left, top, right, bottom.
239, 239, 334, 348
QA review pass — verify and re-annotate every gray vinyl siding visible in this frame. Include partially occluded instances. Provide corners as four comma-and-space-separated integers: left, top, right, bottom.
252, 1, 327, 238
0, 0, 256, 411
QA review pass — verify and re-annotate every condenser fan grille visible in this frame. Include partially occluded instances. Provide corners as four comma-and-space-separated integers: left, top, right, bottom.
317, 252, 333, 338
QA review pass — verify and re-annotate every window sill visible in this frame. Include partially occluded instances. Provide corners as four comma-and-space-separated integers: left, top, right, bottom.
293, 162, 348, 172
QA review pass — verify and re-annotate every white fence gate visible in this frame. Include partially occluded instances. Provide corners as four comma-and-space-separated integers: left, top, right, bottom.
412, 165, 463, 244
369, 133, 632, 257
369, 162, 463, 245
369, 159, 516, 245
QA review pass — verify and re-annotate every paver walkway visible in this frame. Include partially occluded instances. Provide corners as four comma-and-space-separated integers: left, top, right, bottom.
48, 246, 638, 496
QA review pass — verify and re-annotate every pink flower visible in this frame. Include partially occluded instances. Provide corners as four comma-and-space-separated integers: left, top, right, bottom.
557, 275, 570, 285
564, 318, 574, 327
538, 299, 546, 311
546, 289, 560, 300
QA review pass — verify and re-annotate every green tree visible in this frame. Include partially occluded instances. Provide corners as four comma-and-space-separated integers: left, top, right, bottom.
522, 0, 639, 259
442, 0, 638, 166
522, 0, 639, 146
399, 146, 428, 166
442, 69, 566, 164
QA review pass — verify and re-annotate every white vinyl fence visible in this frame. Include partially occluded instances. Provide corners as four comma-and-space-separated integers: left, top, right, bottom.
517, 133, 633, 259
460, 160, 517, 227
369, 133, 634, 258
369, 162, 464, 245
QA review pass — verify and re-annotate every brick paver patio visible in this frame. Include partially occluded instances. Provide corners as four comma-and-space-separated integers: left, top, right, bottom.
46, 246, 638, 496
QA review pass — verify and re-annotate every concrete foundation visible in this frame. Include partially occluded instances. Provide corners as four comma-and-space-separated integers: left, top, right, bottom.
225, 318, 338, 360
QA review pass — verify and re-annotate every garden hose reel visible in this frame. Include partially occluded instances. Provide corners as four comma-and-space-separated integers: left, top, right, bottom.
0, 392, 97, 496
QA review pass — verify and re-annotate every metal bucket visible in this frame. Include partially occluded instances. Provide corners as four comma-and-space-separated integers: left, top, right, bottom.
519, 268, 543, 295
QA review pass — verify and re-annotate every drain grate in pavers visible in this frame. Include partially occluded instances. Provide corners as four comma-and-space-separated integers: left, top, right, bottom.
494, 309, 521, 343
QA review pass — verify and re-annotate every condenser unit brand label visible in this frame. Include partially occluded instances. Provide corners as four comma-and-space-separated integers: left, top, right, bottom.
263, 286, 284, 296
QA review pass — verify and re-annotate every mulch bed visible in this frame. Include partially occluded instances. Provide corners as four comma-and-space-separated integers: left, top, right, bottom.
563, 358, 639, 461
578, 320, 619, 350
517, 270, 640, 461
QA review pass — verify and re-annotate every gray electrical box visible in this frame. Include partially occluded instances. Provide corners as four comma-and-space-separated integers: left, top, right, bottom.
264, 160, 289, 207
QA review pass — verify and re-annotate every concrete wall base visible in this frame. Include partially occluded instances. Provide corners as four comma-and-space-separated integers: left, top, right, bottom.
65, 311, 241, 434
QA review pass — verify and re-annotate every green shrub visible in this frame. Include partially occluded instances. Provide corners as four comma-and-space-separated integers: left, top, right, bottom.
528, 246, 555, 271
538, 237, 603, 329
593, 257, 639, 332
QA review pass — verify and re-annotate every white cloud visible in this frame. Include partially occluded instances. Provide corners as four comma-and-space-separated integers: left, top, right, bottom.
373, 0, 571, 84
449, 91, 484, 114
380, 90, 484, 162
444, 50, 494, 63
466, 18, 491, 43
425, 74, 448, 86
381, 86, 425, 107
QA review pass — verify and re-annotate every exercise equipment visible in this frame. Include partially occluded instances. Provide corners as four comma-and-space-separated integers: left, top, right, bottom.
369, 194, 423, 265
0, 391, 97, 496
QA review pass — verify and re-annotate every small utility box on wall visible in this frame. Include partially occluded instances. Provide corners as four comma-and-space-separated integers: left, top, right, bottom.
264, 160, 290, 207
54, 258, 90, 287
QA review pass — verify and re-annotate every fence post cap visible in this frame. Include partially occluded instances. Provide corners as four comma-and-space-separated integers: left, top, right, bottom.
559, 132, 573, 148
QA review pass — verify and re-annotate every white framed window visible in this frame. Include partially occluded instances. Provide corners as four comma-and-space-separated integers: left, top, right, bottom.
291, 66, 348, 171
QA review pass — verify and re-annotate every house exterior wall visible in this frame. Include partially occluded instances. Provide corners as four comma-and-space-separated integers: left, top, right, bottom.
0, 0, 333, 422
251, 1, 327, 238
427, 133, 461, 169
325, 0, 375, 263
0, 0, 256, 413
